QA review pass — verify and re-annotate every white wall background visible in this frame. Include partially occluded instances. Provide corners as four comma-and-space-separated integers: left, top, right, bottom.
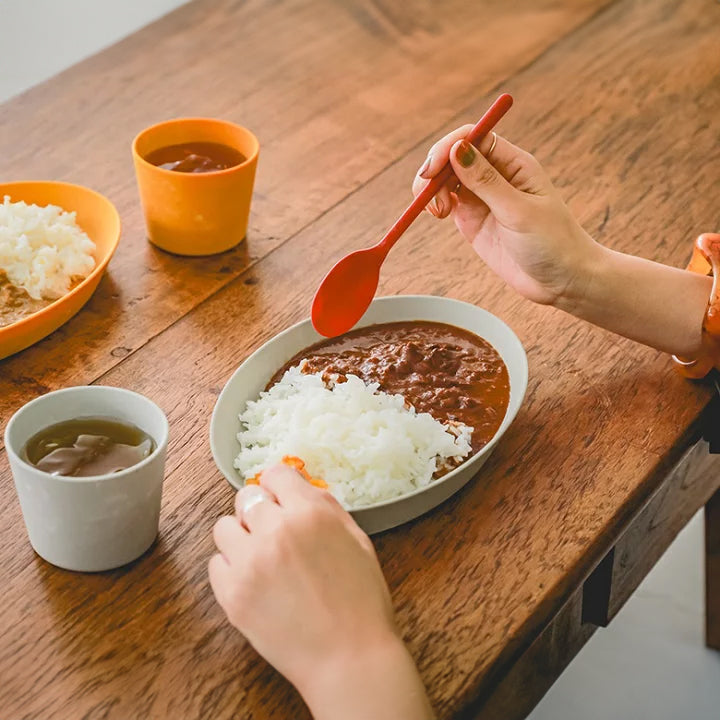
0, 0, 189, 103
1, 1, 718, 718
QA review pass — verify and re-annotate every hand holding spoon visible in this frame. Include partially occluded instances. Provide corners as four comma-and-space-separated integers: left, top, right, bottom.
311, 93, 514, 337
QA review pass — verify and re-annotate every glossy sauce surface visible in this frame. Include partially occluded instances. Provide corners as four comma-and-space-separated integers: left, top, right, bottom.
24, 417, 155, 477
271, 321, 510, 453
144, 141, 246, 173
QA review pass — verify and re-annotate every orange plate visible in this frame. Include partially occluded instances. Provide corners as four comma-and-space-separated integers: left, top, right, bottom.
0, 181, 120, 360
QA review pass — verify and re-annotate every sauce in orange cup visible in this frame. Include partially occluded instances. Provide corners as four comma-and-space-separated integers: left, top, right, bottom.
132, 118, 259, 256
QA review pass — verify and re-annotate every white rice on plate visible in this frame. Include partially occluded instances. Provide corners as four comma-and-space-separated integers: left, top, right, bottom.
0, 196, 96, 300
234, 364, 473, 508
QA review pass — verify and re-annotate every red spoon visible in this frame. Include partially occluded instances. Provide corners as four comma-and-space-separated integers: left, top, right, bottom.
311, 93, 514, 337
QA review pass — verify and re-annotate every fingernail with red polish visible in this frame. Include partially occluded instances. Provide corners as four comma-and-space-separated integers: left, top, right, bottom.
456, 140, 476, 168
418, 153, 432, 178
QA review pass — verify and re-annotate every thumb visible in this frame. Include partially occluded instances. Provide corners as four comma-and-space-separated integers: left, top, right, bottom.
449, 139, 520, 220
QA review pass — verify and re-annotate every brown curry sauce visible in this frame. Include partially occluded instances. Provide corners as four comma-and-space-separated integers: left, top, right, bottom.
0, 271, 51, 327
270, 321, 510, 454
0, 271, 86, 328
144, 141, 246, 173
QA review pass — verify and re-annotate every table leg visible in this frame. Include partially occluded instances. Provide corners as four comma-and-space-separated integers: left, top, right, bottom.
706, 486, 720, 650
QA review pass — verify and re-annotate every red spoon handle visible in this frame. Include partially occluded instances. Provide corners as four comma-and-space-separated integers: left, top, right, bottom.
378, 93, 513, 254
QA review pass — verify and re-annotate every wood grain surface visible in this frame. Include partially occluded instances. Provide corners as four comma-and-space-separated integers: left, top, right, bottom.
474, 586, 596, 720
2, 0, 720, 718
476, 435, 720, 720
606, 438, 720, 624
0, 0, 608, 427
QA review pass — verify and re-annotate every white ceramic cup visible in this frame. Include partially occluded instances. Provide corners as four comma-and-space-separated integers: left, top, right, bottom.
4, 386, 169, 572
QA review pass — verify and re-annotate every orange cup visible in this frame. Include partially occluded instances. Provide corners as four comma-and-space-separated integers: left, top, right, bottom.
132, 118, 259, 256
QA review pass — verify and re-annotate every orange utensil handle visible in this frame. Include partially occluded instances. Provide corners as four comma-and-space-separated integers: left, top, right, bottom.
378, 93, 513, 254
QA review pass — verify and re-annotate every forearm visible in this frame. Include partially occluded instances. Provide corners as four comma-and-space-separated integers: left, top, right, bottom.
558, 240, 711, 357
298, 636, 434, 720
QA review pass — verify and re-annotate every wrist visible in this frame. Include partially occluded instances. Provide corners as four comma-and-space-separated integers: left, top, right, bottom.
553, 230, 608, 316
551, 238, 711, 357
297, 632, 434, 720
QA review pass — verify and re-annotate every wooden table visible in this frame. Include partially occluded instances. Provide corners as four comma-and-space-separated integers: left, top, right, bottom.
2, 0, 719, 717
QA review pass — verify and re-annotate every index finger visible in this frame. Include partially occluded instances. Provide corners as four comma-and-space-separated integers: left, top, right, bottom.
259, 463, 318, 505
417, 124, 473, 179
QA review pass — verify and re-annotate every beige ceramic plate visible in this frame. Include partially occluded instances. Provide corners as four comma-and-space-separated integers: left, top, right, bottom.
210, 295, 528, 534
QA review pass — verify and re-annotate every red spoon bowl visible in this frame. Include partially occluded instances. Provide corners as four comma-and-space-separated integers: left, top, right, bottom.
309, 246, 384, 338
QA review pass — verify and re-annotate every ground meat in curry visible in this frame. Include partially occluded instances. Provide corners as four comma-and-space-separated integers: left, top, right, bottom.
270, 321, 510, 454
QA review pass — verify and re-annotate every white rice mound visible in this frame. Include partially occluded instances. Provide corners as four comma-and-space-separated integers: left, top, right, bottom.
234, 365, 473, 508
0, 196, 96, 300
